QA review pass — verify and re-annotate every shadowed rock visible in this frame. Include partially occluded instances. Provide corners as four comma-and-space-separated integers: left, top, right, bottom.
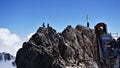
15, 24, 98, 68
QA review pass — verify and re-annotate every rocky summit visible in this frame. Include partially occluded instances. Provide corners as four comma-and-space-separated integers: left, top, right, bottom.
15, 25, 98, 68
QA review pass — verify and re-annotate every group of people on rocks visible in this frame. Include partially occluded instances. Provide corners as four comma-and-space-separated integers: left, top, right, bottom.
111, 37, 120, 50
111, 37, 120, 57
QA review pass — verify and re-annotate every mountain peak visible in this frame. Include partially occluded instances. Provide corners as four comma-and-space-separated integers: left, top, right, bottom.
0, 52, 15, 61
15, 24, 98, 68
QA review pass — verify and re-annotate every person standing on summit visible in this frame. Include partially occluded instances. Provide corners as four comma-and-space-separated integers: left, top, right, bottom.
42, 23, 45, 27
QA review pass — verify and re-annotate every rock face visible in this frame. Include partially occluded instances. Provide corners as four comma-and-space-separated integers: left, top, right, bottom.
0, 52, 16, 67
15, 25, 98, 68
0, 52, 15, 61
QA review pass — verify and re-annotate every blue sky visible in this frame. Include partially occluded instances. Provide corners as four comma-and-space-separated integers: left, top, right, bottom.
0, 0, 120, 38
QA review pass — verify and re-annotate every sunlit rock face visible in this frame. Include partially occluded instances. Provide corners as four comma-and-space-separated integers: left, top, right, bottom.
15, 25, 98, 68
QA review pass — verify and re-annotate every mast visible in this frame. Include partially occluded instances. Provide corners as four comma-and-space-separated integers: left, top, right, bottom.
86, 14, 89, 27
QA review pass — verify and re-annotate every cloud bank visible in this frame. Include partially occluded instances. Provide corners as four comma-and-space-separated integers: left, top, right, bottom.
27, 32, 34, 39
0, 28, 23, 56
0, 59, 15, 68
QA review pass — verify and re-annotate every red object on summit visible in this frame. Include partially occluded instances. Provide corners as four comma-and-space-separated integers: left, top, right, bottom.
96, 22, 107, 28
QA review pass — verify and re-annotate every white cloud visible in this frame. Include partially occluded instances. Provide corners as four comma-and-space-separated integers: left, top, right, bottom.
0, 59, 16, 68
0, 28, 23, 56
27, 32, 34, 39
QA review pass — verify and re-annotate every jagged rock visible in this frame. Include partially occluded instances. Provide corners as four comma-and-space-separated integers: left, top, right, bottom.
0, 52, 16, 67
0, 52, 15, 61
15, 24, 98, 68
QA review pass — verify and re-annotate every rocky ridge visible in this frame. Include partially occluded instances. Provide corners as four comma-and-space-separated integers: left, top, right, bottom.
0, 52, 15, 61
0, 52, 16, 68
15, 25, 98, 68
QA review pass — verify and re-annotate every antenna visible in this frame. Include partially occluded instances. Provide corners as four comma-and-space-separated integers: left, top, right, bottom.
86, 14, 89, 27
86, 14, 88, 23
